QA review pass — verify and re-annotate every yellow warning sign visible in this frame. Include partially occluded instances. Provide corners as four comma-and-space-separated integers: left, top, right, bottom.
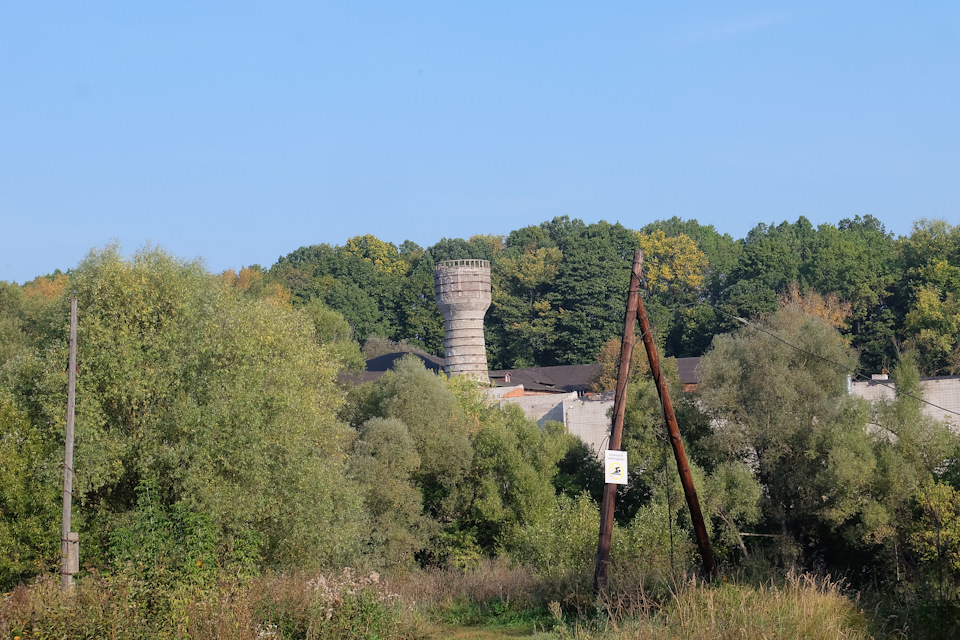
604, 450, 628, 485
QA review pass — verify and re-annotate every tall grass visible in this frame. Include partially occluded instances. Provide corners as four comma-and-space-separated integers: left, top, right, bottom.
564, 570, 875, 640
0, 568, 429, 640
0, 564, 898, 639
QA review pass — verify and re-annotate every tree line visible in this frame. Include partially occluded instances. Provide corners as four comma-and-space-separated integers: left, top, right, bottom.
268, 215, 960, 377
1, 217, 959, 633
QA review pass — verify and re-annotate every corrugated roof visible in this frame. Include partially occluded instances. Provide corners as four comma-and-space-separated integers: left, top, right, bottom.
488, 364, 601, 393
344, 351, 445, 385
353, 353, 704, 389
676, 357, 701, 386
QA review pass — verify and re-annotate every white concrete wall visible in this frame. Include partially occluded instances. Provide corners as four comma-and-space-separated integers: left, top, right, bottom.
563, 397, 614, 453
919, 378, 960, 430
496, 392, 578, 426
851, 377, 960, 432
484, 389, 614, 454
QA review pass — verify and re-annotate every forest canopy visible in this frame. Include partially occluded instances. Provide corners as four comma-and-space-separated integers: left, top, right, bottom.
266, 215, 960, 376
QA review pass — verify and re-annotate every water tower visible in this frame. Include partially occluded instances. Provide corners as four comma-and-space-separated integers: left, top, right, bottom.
434, 259, 491, 382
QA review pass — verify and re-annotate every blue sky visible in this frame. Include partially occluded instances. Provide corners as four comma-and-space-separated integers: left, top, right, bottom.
1, 2, 958, 284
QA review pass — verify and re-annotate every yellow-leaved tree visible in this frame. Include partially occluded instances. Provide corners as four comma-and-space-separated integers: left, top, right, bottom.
343, 234, 406, 275
635, 230, 708, 298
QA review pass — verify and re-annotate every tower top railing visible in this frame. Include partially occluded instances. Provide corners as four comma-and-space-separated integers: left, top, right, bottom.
435, 259, 490, 270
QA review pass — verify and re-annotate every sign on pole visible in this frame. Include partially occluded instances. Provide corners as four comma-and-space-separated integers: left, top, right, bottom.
604, 450, 628, 485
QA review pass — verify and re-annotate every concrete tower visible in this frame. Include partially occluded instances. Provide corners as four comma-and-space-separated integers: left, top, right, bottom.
434, 259, 491, 382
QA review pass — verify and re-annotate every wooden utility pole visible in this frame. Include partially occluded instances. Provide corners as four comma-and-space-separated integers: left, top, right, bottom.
61, 297, 79, 590
635, 279, 717, 577
593, 249, 643, 593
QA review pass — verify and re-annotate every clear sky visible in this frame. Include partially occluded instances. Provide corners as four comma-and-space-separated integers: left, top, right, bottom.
1, 2, 958, 284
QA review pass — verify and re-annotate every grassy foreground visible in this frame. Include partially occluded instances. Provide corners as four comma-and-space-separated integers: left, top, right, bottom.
0, 563, 884, 640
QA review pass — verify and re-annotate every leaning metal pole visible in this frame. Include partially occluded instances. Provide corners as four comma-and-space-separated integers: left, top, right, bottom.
635, 276, 717, 577
593, 249, 643, 594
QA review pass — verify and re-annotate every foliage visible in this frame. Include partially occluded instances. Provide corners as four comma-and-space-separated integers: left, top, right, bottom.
911, 481, 960, 601
301, 298, 365, 374
270, 237, 445, 356
549, 221, 638, 365
509, 493, 600, 588
903, 284, 960, 375
697, 305, 871, 547
351, 417, 436, 568
635, 229, 707, 298
0, 389, 59, 589
1, 246, 367, 590
351, 357, 568, 565
489, 244, 563, 368
463, 404, 567, 551
359, 356, 474, 524
260, 215, 957, 374
553, 437, 604, 504
700, 461, 763, 560
7, 215, 960, 634
779, 282, 852, 330
588, 336, 651, 393
0, 282, 29, 368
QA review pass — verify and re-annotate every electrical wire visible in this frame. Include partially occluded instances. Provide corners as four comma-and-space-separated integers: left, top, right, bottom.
702, 301, 960, 421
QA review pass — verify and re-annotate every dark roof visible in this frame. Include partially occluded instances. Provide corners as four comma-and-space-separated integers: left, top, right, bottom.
676, 357, 701, 386
365, 351, 445, 373
352, 353, 703, 389
488, 364, 601, 394
352, 351, 445, 384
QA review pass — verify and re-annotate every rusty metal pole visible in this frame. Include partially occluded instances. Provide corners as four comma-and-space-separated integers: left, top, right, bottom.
593, 249, 643, 594
61, 297, 78, 590
635, 286, 717, 577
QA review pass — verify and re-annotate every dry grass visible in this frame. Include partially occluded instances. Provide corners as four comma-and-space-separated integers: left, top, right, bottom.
388, 557, 544, 610
570, 570, 875, 640
1, 568, 431, 640
0, 563, 884, 640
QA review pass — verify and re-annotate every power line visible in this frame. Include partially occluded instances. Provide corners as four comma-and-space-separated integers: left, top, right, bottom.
703, 302, 960, 421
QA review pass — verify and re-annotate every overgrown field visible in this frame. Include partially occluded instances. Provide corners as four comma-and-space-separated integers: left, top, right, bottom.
2, 563, 887, 640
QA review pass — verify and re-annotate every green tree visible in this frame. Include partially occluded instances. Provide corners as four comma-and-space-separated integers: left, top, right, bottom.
271, 237, 445, 356
549, 221, 637, 365
640, 217, 742, 304
697, 305, 873, 550
301, 298, 365, 375
634, 228, 713, 357
343, 234, 406, 275
352, 356, 569, 563
903, 284, 960, 375
911, 481, 960, 601
808, 216, 898, 371
488, 245, 563, 368
270, 241, 397, 342
0, 282, 28, 368
351, 417, 436, 567
428, 236, 497, 263
4, 246, 366, 582
892, 219, 960, 375
858, 354, 960, 582
460, 402, 566, 551
390, 251, 444, 355
359, 356, 474, 522
0, 389, 59, 589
